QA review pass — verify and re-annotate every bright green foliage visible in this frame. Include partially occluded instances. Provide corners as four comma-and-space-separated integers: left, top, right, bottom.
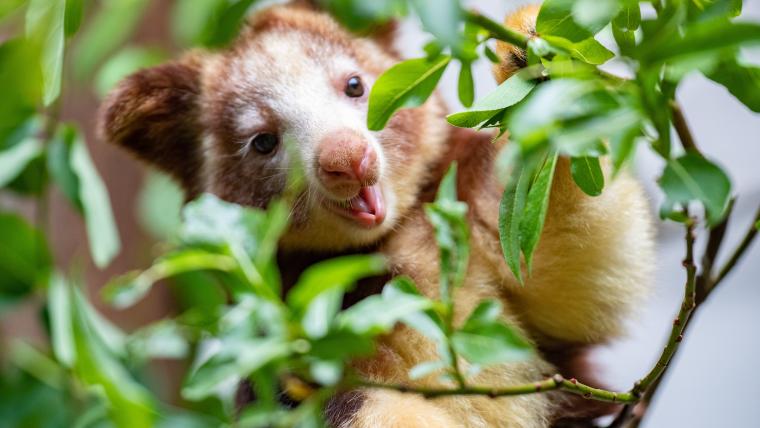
0, 213, 51, 310
95, 46, 168, 97
424, 164, 470, 297
447, 70, 537, 128
451, 299, 533, 365
570, 156, 606, 197
520, 152, 558, 272
1, 0, 756, 425
172, 0, 258, 48
25, 0, 65, 106
72, 0, 150, 79
367, 55, 451, 130
499, 163, 532, 283
316, 0, 407, 32
70, 129, 121, 268
659, 153, 732, 226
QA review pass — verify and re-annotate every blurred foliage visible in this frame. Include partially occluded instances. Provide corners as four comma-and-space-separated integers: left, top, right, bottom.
0, 0, 757, 427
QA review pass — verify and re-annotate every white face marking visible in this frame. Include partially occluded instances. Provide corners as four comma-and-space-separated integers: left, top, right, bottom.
230, 32, 389, 202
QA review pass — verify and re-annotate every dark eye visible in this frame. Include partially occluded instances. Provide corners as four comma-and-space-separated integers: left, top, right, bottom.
251, 133, 278, 154
344, 76, 364, 98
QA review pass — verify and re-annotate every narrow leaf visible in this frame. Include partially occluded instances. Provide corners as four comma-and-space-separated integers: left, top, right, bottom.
48, 273, 75, 367
457, 61, 474, 107
70, 135, 121, 267
447, 70, 536, 128
0, 137, 42, 187
658, 153, 732, 225
570, 156, 605, 196
25, 0, 65, 105
498, 166, 532, 283
520, 152, 558, 272
367, 55, 451, 131
707, 56, 760, 112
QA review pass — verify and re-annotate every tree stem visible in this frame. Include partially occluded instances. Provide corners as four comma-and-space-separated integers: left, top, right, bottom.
356, 374, 637, 404
713, 204, 760, 286
463, 10, 530, 49
670, 101, 701, 155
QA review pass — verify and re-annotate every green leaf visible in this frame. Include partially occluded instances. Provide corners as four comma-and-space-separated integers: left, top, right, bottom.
309, 330, 375, 360
316, 0, 407, 32
707, 56, 760, 112
447, 70, 536, 128
610, 124, 640, 174
197, 0, 258, 48
543, 35, 614, 65
0, 0, 26, 22
48, 273, 75, 367
755, 219, 759, 231
572, 0, 620, 33
507, 79, 615, 152
383, 276, 446, 341
613, 0, 641, 31
483, 45, 500, 63
64, 0, 84, 37
0, 135, 42, 187
461, 299, 502, 329
183, 338, 289, 401
301, 288, 343, 339
553, 108, 641, 157
424, 165, 470, 297
520, 152, 558, 272
452, 303, 533, 366
137, 171, 185, 240
409, 0, 463, 53
103, 251, 237, 309
68, 285, 156, 427
127, 320, 189, 361
47, 124, 82, 211
537, 0, 607, 42
95, 46, 167, 97
570, 156, 605, 196
287, 254, 386, 312
612, 23, 636, 55
0, 41, 42, 141
658, 153, 732, 225
638, 19, 760, 65
25, 0, 65, 106
0, 212, 51, 310
367, 55, 451, 131
498, 164, 532, 283
72, 0, 150, 79
337, 281, 434, 336
70, 133, 121, 268
457, 61, 474, 107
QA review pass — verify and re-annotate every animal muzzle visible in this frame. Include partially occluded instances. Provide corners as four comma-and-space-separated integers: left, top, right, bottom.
316, 130, 379, 198
316, 130, 386, 228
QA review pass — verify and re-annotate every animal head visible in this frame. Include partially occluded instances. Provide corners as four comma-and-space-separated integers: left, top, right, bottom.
100, 3, 448, 251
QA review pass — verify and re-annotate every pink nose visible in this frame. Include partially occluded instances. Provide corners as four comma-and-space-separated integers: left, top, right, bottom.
317, 131, 378, 192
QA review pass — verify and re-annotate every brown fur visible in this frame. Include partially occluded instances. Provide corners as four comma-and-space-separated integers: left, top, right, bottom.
99, 3, 655, 427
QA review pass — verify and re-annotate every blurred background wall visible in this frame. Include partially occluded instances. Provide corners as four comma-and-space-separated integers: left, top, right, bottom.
2, 0, 759, 426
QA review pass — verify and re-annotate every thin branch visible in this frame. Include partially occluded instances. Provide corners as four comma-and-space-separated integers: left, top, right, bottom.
713, 204, 760, 286
631, 219, 697, 397
670, 101, 701, 155
463, 10, 530, 49
695, 199, 734, 303
356, 374, 637, 404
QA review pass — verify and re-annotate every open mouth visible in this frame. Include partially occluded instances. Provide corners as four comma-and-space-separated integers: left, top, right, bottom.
322, 184, 386, 228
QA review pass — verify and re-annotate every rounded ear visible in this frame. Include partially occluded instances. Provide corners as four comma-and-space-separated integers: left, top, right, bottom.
288, 0, 400, 56
98, 53, 204, 195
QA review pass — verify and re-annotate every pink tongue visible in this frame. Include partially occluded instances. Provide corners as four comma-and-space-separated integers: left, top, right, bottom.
351, 185, 386, 226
